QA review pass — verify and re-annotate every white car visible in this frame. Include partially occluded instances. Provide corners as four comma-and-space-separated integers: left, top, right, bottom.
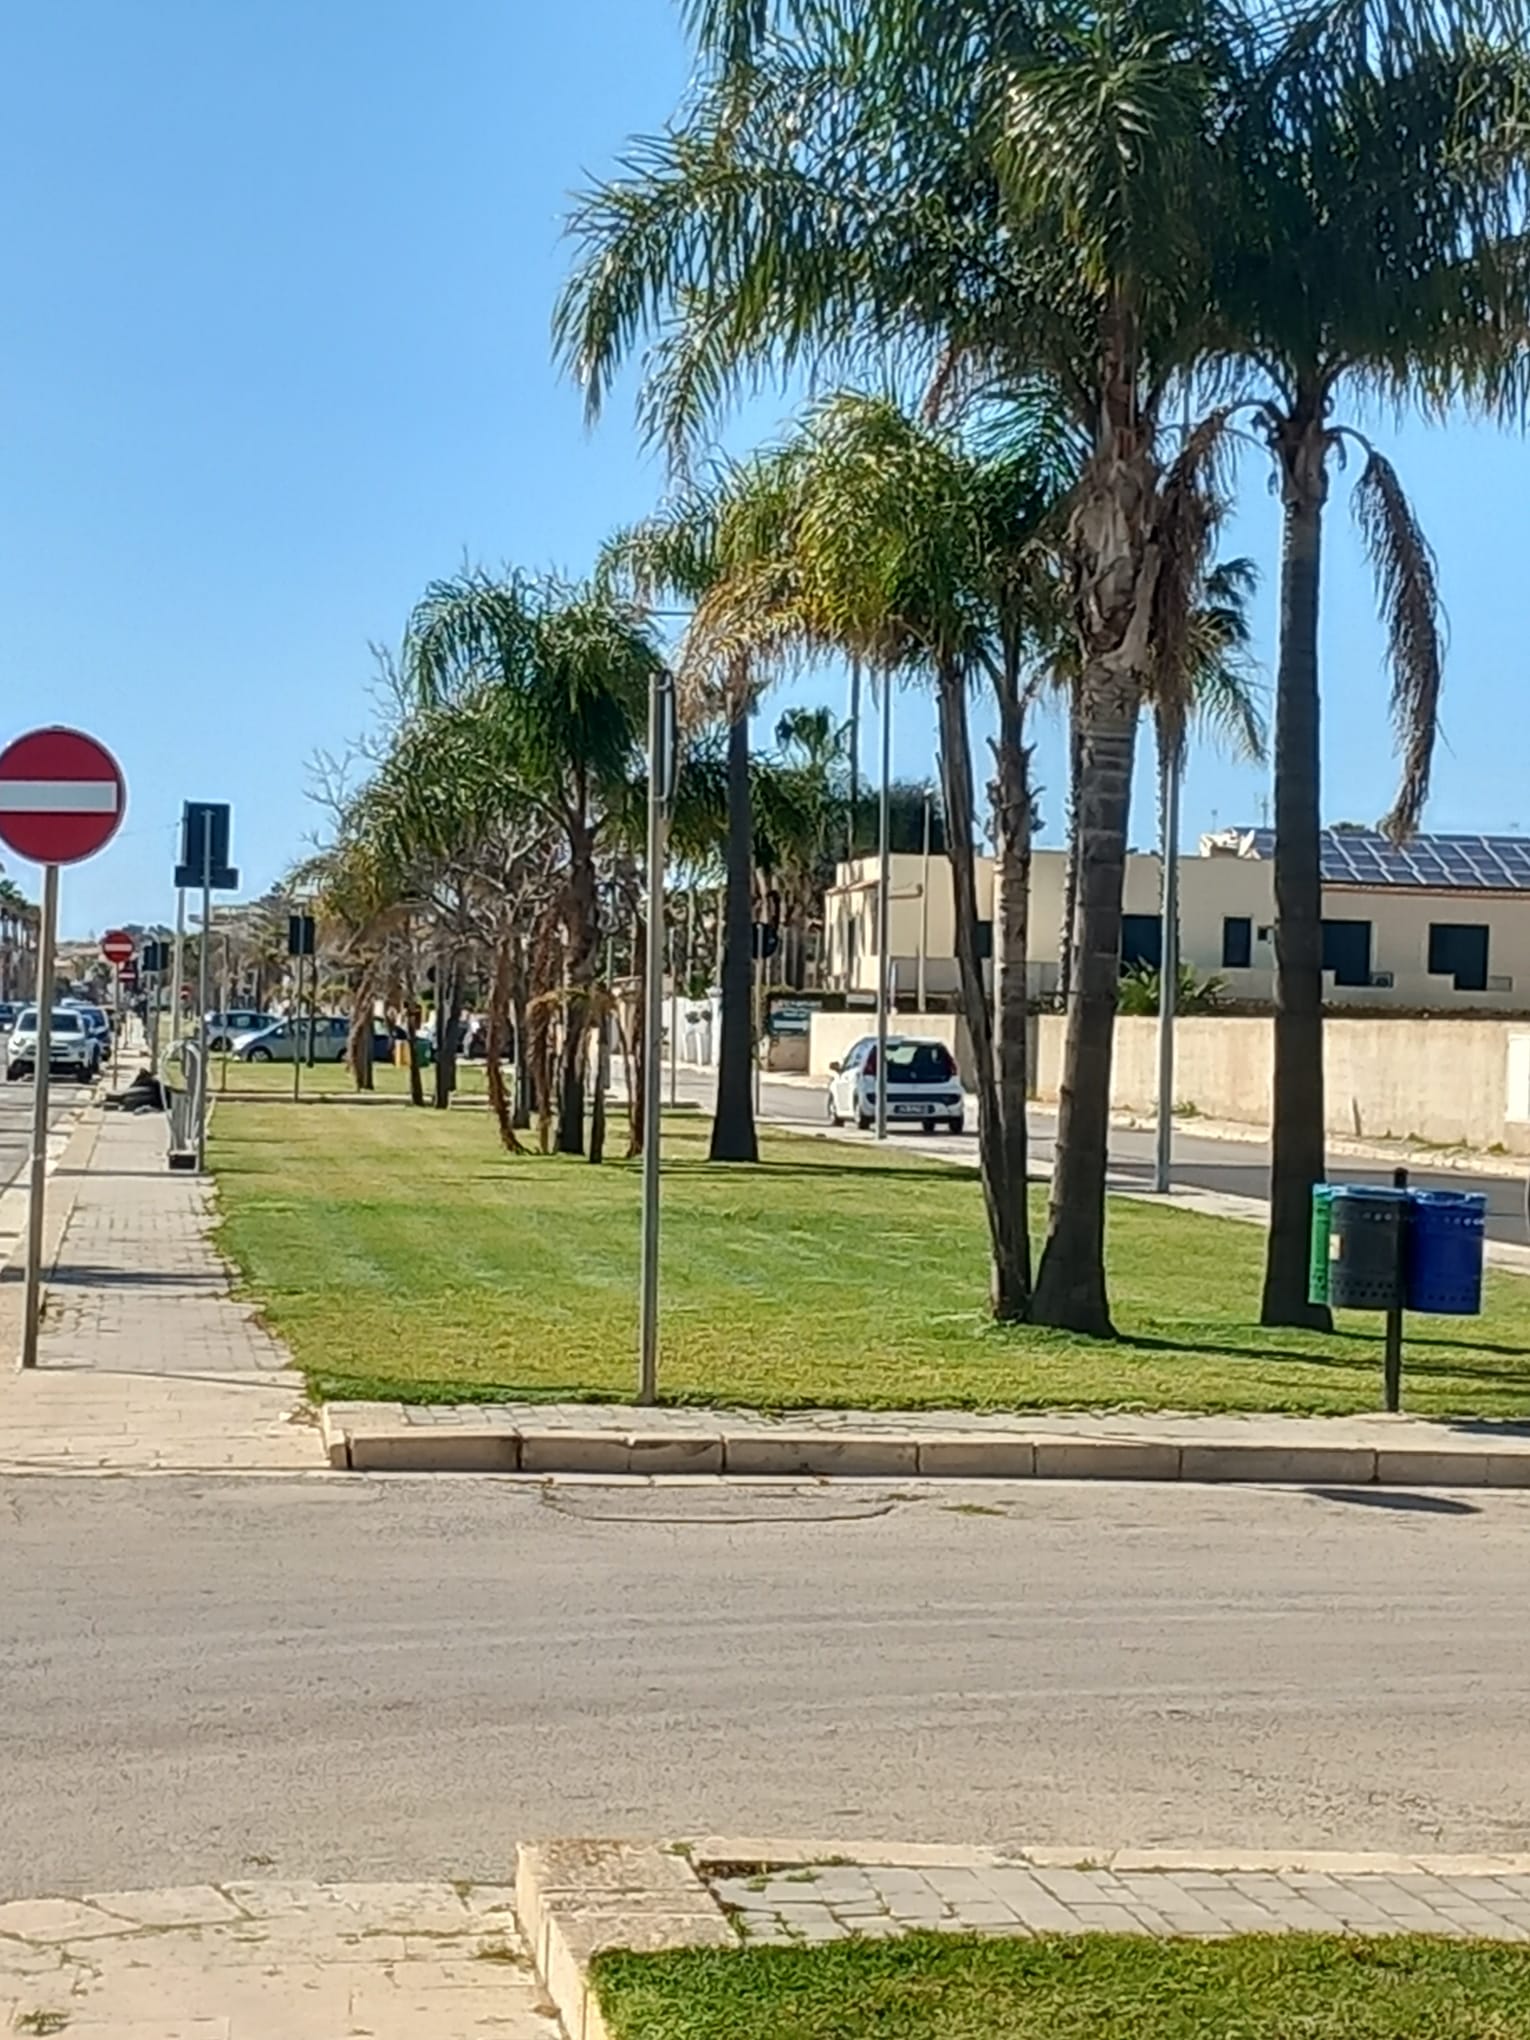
6, 1006, 102, 1083
826, 1035, 966, 1133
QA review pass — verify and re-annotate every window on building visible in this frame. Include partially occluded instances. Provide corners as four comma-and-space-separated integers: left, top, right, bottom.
1321, 919, 1373, 987
976, 920, 993, 961
1120, 914, 1162, 971
1428, 922, 1489, 993
1221, 916, 1253, 969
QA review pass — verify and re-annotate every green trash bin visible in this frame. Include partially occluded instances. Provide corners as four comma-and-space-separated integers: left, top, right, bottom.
1308, 1184, 1334, 1305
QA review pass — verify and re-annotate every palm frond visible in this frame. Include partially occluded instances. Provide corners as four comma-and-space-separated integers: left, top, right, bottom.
1354, 448, 1444, 840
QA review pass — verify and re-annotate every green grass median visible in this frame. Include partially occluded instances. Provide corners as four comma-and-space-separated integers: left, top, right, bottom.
591, 1932, 1530, 2040
209, 1097, 1530, 1415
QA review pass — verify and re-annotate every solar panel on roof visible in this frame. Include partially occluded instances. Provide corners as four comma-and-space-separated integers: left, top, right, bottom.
1228, 826, 1530, 889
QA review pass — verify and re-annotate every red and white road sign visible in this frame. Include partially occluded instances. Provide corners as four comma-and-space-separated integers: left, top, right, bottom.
101, 928, 134, 966
0, 726, 125, 866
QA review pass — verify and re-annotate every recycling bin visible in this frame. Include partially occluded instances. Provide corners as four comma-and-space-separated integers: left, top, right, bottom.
1404, 1190, 1487, 1316
1327, 1186, 1409, 1311
1308, 1184, 1334, 1305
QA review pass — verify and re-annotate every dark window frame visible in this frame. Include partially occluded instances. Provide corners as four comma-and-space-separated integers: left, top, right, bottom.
1428, 921, 1490, 993
1221, 916, 1253, 969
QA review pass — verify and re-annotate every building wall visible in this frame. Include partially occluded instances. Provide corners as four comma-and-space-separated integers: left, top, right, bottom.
1032, 1012, 1530, 1153
825, 846, 1530, 1014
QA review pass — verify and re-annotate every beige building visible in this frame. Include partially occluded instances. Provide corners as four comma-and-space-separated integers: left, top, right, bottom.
823, 826, 1530, 1014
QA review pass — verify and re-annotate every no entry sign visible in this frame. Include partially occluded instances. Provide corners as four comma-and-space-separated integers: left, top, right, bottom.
101, 929, 134, 965
0, 726, 125, 867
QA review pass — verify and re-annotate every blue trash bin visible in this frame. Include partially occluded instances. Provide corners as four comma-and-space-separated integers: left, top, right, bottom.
1404, 1190, 1487, 1316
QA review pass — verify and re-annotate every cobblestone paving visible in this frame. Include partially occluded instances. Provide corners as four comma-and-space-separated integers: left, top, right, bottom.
707, 1860, 1530, 1946
0, 1878, 560, 2037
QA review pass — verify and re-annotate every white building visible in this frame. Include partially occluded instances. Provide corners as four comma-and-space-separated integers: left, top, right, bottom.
822, 826, 1530, 1013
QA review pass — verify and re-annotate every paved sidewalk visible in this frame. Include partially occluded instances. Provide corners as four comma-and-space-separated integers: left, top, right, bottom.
517, 1836, 1530, 2039
0, 1107, 322, 1472
705, 1850, 1530, 1945
323, 1396, 1530, 1485
0, 1878, 558, 2037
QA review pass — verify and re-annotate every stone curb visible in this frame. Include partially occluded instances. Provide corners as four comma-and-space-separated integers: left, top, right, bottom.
322, 1403, 1530, 1487
516, 1835, 1530, 2038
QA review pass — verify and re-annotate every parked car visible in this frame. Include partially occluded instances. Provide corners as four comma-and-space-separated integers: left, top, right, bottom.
0, 1002, 19, 1032
6, 1006, 102, 1083
66, 1001, 112, 1050
204, 1009, 278, 1051
233, 1015, 351, 1063
826, 1035, 966, 1134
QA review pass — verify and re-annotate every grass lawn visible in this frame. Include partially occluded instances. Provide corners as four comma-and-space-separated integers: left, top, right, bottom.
591, 1933, 1530, 2040
208, 1094, 1530, 1415
203, 1058, 492, 1100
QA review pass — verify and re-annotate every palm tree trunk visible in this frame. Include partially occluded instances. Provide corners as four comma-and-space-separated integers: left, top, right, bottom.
989, 667, 1033, 1314
485, 936, 524, 1154
1030, 659, 1141, 1335
935, 662, 1026, 1318
710, 679, 759, 1163
628, 911, 649, 1157
347, 971, 376, 1092
1058, 697, 1083, 1007
510, 942, 532, 1129
556, 827, 599, 1155
1261, 406, 1332, 1329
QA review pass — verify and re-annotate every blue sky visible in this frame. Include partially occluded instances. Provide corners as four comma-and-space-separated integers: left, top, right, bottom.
2, 0, 1524, 937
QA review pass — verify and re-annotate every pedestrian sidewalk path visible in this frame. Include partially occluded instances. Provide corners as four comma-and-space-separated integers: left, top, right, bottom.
0, 1106, 322, 1472
0, 1878, 558, 2038
517, 1836, 1530, 2040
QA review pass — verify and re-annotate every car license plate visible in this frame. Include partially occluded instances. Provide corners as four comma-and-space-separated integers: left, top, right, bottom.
892, 1101, 924, 1115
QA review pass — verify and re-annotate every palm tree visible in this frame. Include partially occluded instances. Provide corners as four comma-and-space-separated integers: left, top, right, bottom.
558, 0, 1262, 1333
685, 390, 1066, 1316
1217, 21, 1529, 1326
602, 462, 805, 1164
405, 571, 661, 1152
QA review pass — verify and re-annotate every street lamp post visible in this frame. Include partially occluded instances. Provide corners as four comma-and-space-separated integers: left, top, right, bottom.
1154, 743, 1182, 1194
874, 675, 893, 1139
637, 666, 676, 1405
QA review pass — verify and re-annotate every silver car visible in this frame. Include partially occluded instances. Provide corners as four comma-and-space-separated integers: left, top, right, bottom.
233, 1016, 351, 1063
6, 1007, 102, 1083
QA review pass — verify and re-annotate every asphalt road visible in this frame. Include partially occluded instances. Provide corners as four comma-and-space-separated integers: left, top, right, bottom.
707, 1069, 1530, 1245
5, 1475, 1530, 1895
0, 1052, 93, 1190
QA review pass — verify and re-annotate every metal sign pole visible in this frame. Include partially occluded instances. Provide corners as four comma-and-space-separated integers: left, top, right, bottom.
195, 822, 212, 1172
874, 675, 893, 1139
293, 946, 304, 1103
20, 863, 59, 1369
637, 669, 673, 1406
170, 887, 185, 1064
1154, 743, 1182, 1193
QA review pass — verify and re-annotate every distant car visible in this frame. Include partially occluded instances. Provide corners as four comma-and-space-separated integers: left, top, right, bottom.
826, 1035, 966, 1134
0, 1002, 19, 1032
205, 1009, 278, 1051
233, 1015, 351, 1063
6, 1006, 102, 1083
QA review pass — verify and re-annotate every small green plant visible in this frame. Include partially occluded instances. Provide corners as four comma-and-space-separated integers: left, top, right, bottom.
1117, 962, 1227, 1017
16, 2013, 70, 2036
784, 1868, 819, 1884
